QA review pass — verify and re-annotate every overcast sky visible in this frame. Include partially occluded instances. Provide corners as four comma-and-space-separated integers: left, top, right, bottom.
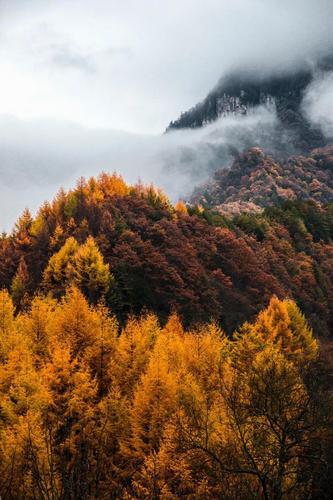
1, 0, 333, 133
0, 0, 333, 230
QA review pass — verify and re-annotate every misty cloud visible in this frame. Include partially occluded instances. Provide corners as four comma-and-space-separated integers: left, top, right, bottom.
0, 77, 331, 232
46, 43, 96, 74
0, 107, 280, 231
303, 71, 333, 137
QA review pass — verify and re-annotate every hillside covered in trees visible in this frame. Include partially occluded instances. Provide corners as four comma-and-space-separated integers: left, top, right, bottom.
192, 145, 333, 215
2, 173, 333, 498
2, 173, 333, 337
3, 0, 333, 498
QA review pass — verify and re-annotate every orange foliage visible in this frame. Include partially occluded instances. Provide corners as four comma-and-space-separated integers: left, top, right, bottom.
0, 291, 330, 498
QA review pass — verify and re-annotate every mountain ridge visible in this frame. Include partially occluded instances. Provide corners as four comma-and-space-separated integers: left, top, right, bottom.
167, 56, 333, 153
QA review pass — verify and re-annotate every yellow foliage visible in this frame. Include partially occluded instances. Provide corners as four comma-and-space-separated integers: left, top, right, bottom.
43, 235, 112, 301
252, 295, 318, 362
43, 236, 78, 292
110, 313, 160, 397
174, 200, 188, 215
46, 286, 101, 357
17, 295, 57, 360
0, 293, 326, 498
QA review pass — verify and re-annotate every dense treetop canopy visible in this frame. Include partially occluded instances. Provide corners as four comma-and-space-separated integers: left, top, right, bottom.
2, 169, 333, 337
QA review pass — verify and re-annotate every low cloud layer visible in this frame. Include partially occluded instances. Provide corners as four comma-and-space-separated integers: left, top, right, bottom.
0, 107, 280, 231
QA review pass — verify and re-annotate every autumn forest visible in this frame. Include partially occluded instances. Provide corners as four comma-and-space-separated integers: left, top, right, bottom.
3, 0, 333, 497
0, 172, 332, 498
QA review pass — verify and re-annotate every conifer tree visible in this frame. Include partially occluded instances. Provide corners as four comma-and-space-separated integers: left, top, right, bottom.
49, 223, 65, 251
110, 314, 160, 398
129, 353, 177, 459
222, 344, 325, 499
13, 208, 33, 251
0, 289, 15, 361
72, 236, 112, 302
11, 256, 30, 309
252, 296, 318, 363
83, 303, 118, 394
284, 298, 318, 361
47, 286, 100, 358
43, 236, 79, 295
42, 342, 99, 498
18, 295, 56, 361
43, 236, 112, 303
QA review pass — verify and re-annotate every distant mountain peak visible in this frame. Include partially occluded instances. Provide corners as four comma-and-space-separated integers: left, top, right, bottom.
167, 55, 333, 152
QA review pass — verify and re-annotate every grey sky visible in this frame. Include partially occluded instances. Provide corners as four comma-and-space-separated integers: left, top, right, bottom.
0, 0, 333, 231
1, 0, 333, 133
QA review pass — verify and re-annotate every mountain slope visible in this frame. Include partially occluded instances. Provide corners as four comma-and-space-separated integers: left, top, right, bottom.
167, 57, 333, 152
3, 173, 333, 336
191, 145, 333, 214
